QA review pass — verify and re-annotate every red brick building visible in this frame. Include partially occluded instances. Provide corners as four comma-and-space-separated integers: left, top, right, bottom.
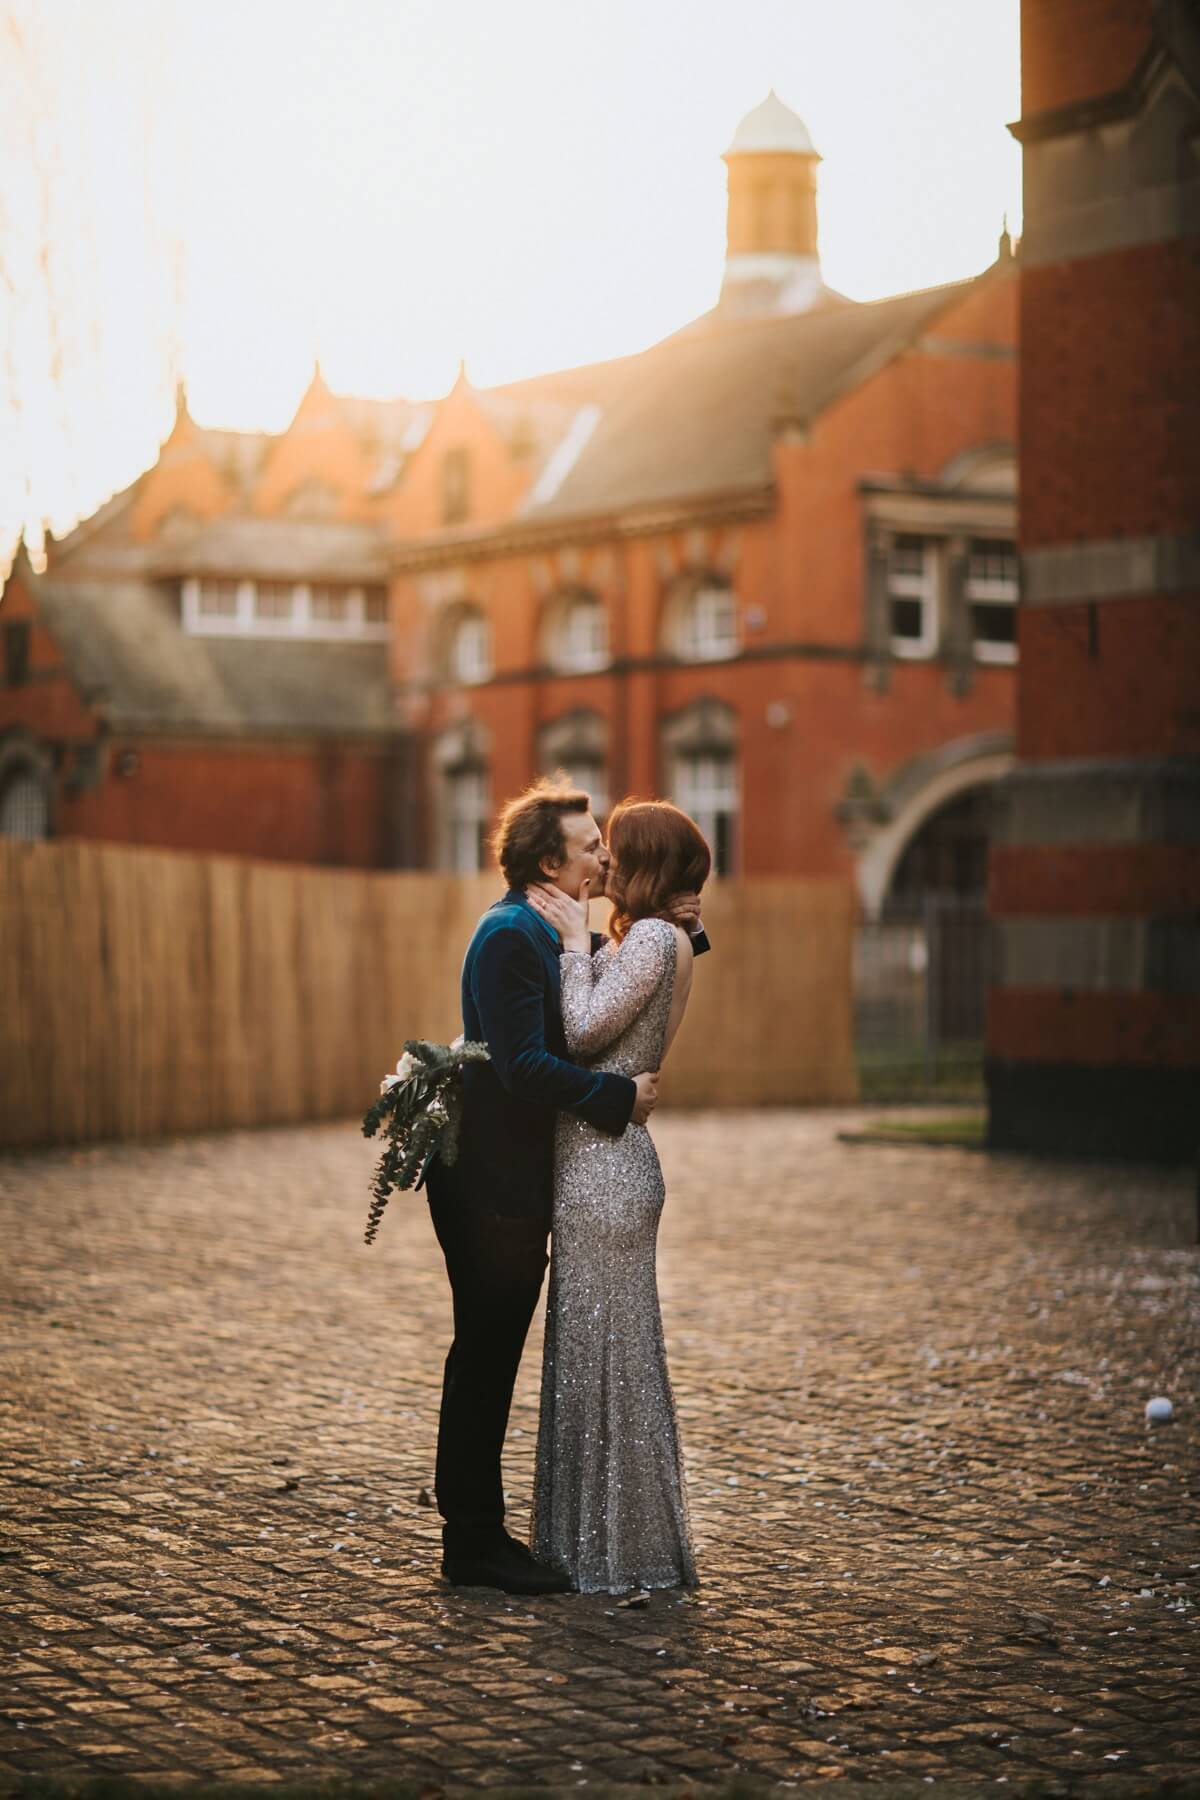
0, 385, 414, 866
2, 94, 1019, 917
987, 0, 1200, 1159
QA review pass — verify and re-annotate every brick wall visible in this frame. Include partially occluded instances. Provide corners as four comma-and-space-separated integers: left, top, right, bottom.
1017, 595, 1200, 760
1020, 0, 1154, 115
986, 0, 1200, 1161
393, 271, 1018, 877
57, 738, 400, 868
1020, 243, 1200, 546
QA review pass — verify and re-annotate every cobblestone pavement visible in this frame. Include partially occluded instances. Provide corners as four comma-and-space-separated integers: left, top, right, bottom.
1, 1110, 1198, 1788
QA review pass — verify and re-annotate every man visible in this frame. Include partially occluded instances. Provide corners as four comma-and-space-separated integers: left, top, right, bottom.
424, 778, 706, 1594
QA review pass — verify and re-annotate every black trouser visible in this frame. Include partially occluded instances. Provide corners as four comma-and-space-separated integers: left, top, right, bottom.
428, 1193, 550, 1555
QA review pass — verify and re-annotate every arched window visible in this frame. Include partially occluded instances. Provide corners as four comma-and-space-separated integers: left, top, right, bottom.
442, 605, 492, 685
545, 592, 609, 674
661, 698, 739, 876
666, 577, 740, 662
433, 718, 490, 872
0, 765, 50, 839
444, 767, 489, 873
538, 709, 609, 819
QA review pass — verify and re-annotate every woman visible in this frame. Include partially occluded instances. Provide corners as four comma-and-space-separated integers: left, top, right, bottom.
526, 799, 709, 1593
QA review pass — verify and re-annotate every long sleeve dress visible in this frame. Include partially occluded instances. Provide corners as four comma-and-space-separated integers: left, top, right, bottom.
530, 917, 697, 1594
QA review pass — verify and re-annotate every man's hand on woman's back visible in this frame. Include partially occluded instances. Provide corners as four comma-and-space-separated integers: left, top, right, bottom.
661, 892, 703, 933
631, 1071, 660, 1125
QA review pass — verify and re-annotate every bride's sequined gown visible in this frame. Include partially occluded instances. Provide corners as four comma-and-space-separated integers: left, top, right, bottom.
531, 917, 696, 1594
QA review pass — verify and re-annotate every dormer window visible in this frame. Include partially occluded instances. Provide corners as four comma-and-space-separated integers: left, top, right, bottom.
254, 581, 294, 622
311, 585, 353, 625
197, 579, 238, 619
182, 579, 389, 640
442, 448, 471, 525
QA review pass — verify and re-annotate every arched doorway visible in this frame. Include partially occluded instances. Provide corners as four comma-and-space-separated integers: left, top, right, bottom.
883, 785, 993, 917
856, 773, 1003, 1096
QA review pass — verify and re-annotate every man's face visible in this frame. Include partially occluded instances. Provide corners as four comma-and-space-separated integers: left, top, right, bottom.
543, 811, 609, 900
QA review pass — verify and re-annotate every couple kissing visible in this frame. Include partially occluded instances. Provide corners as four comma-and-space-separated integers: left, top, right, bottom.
422, 777, 711, 1596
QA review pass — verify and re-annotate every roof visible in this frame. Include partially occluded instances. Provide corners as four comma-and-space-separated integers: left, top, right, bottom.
726, 90, 818, 157
35, 578, 396, 738
144, 516, 392, 584
518, 278, 978, 525
467, 350, 644, 493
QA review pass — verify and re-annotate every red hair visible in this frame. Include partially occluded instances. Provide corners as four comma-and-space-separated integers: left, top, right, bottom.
606, 800, 710, 942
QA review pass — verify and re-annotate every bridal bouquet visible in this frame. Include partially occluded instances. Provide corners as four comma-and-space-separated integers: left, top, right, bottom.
361, 1035, 490, 1245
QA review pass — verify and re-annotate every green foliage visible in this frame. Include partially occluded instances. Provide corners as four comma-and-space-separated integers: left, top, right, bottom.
361, 1039, 490, 1245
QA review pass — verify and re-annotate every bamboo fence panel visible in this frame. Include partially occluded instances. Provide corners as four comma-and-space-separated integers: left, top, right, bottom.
0, 842, 854, 1150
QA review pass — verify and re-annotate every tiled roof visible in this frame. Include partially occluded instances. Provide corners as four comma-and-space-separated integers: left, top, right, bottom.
36, 578, 396, 738
518, 279, 978, 524
144, 516, 392, 584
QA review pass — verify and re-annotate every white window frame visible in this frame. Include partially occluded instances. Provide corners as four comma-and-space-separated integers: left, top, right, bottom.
680, 583, 740, 662
443, 765, 489, 873
887, 538, 939, 660
449, 611, 492, 685
558, 757, 608, 820
673, 748, 739, 877
966, 540, 1019, 665
182, 578, 389, 641
555, 596, 609, 673
252, 580, 298, 627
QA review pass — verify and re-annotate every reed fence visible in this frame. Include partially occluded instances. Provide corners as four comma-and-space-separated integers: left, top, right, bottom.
0, 840, 856, 1149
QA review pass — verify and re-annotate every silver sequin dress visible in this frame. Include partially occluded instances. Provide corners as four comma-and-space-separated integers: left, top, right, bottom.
530, 917, 697, 1594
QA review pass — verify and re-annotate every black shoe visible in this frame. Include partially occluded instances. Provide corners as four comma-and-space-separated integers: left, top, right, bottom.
442, 1539, 571, 1594
439, 1526, 538, 1571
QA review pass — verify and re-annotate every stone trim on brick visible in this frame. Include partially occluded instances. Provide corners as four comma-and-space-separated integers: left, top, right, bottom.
993, 914, 1200, 994
991, 757, 1200, 848
1023, 532, 1200, 606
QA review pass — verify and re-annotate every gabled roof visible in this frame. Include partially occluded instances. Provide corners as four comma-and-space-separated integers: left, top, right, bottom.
34, 577, 395, 738
516, 276, 984, 526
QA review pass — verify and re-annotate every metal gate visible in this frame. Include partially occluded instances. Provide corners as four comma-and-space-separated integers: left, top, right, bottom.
854, 896, 988, 1099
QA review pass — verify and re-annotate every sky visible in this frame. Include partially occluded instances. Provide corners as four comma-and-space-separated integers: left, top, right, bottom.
0, 0, 1021, 563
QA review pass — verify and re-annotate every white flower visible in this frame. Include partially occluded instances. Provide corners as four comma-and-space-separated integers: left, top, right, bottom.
380, 1050, 420, 1093
449, 1034, 465, 1052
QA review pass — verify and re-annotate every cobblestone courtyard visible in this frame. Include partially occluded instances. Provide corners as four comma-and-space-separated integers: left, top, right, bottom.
2, 1111, 1197, 1787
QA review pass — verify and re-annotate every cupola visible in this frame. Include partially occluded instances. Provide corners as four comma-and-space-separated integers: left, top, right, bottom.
719, 90, 825, 317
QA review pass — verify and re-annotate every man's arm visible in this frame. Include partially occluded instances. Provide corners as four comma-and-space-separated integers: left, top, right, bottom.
472, 926, 635, 1135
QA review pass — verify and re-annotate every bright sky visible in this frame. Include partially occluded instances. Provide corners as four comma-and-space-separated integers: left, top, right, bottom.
0, 0, 1021, 562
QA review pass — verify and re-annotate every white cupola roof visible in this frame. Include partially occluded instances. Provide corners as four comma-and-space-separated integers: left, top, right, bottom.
726, 89, 818, 157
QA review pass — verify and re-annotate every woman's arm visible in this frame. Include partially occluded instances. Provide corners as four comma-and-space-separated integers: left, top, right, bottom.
560, 921, 675, 1058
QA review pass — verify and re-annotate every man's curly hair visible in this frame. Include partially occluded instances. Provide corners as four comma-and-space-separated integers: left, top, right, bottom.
491, 775, 592, 888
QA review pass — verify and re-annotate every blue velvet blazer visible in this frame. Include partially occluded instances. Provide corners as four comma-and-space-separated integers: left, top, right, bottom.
425, 889, 707, 1222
